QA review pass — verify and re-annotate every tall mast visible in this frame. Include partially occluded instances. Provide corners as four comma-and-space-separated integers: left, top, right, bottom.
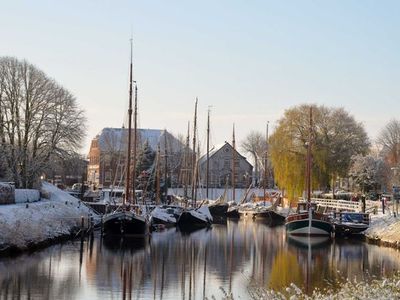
191, 98, 198, 206
306, 107, 313, 203
263, 122, 269, 205
125, 38, 134, 205
132, 84, 138, 205
206, 107, 210, 199
184, 121, 190, 199
156, 144, 161, 204
164, 130, 168, 203
232, 123, 236, 201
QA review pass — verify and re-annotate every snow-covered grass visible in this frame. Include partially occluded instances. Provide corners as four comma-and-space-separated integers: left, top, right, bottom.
0, 182, 99, 253
246, 273, 400, 299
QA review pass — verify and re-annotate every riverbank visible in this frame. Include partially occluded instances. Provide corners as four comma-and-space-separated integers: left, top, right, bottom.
365, 210, 400, 249
0, 182, 99, 255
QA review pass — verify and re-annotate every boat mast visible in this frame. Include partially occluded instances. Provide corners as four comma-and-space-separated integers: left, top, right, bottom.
306, 107, 313, 204
183, 121, 190, 200
132, 83, 138, 205
164, 130, 168, 203
156, 144, 161, 205
206, 107, 210, 199
191, 98, 198, 206
263, 121, 269, 206
125, 38, 134, 205
232, 123, 236, 201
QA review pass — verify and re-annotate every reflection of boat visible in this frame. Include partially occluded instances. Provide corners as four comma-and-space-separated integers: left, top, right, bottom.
102, 235, 148, 252
287, 235, 331, 249
333, 212, 369, 235
285, 108, 333, 236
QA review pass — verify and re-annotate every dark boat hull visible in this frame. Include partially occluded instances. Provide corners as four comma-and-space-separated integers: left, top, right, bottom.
254, 210, 286, 225
226, 206, 240, 218
177, 210, 211, 229
334, 223, 368, 235
103, 212, 149, 236
208, 203, 228, 218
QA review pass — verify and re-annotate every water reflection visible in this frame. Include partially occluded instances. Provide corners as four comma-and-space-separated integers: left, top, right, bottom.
1, 220, 400, 299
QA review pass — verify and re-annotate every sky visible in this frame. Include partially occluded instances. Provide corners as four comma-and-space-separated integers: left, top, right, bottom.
1, 0, 399, 155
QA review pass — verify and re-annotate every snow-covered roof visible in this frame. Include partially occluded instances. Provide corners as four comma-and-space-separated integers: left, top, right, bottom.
95, 128, 183, 153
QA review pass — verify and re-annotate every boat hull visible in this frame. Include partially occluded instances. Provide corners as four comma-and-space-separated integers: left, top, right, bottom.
286, 219, 333, 236
103, 211, 149, 236
226, 206, 240, 218
334, 222, 368, 235
208, 203, 228, 217
254, 210, 286, 225
177, 210, 211, 229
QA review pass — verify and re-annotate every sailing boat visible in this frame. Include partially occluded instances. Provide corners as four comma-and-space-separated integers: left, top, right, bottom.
206, 108, 229, 218
177, 99, 213, 229
252, 123, 286, 225
103, 39, 149, 236
285, 107, 333, 236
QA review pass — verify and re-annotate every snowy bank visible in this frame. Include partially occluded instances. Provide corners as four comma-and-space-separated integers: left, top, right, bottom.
365, 211, 400, 248
0, 182, 99, 255
247, 273, 400, 299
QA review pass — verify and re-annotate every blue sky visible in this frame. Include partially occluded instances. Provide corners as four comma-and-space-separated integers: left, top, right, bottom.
1, 1, 399, 154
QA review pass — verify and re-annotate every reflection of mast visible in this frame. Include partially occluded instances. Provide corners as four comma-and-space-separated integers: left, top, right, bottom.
202, 246, 208, 300
229, 225, 235, 295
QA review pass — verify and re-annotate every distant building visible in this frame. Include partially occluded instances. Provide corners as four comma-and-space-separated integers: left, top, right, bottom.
198, 142, 253, 188
87, 128, 184, 188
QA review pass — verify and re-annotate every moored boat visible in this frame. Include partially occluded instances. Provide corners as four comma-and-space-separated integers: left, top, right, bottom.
333, 212, 369, 235
177, 206, 213, 229
285, 107, 333, 237
103, 208, 149, 236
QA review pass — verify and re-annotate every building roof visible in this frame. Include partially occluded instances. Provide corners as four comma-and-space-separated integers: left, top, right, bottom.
94, 127, 183, 153
198, 142, 253, 168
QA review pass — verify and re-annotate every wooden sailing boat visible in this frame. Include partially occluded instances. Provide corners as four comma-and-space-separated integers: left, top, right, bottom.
103, 39, 149, 236
285, 107, 333, 236
177, 99, 213, 229
206, 108, 229, 218
252, 122, 286, 225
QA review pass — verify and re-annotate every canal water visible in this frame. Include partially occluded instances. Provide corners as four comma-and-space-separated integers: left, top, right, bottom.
1, 220, 400, 299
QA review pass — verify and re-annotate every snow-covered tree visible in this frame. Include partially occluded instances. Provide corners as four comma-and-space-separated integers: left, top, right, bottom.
349, 154, 390, 193
0, 57, 86, 188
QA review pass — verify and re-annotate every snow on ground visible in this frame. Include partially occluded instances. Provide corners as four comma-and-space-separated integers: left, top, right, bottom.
365, 210, 400, 247
0, 182, 99, 252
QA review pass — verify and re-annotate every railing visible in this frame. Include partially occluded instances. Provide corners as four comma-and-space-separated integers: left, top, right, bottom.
311, 198, 362, 212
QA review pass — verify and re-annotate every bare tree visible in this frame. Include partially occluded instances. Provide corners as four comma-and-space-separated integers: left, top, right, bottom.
377, 119, 400, 167
0, 57, 86, 188
241, 131, 265, 185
